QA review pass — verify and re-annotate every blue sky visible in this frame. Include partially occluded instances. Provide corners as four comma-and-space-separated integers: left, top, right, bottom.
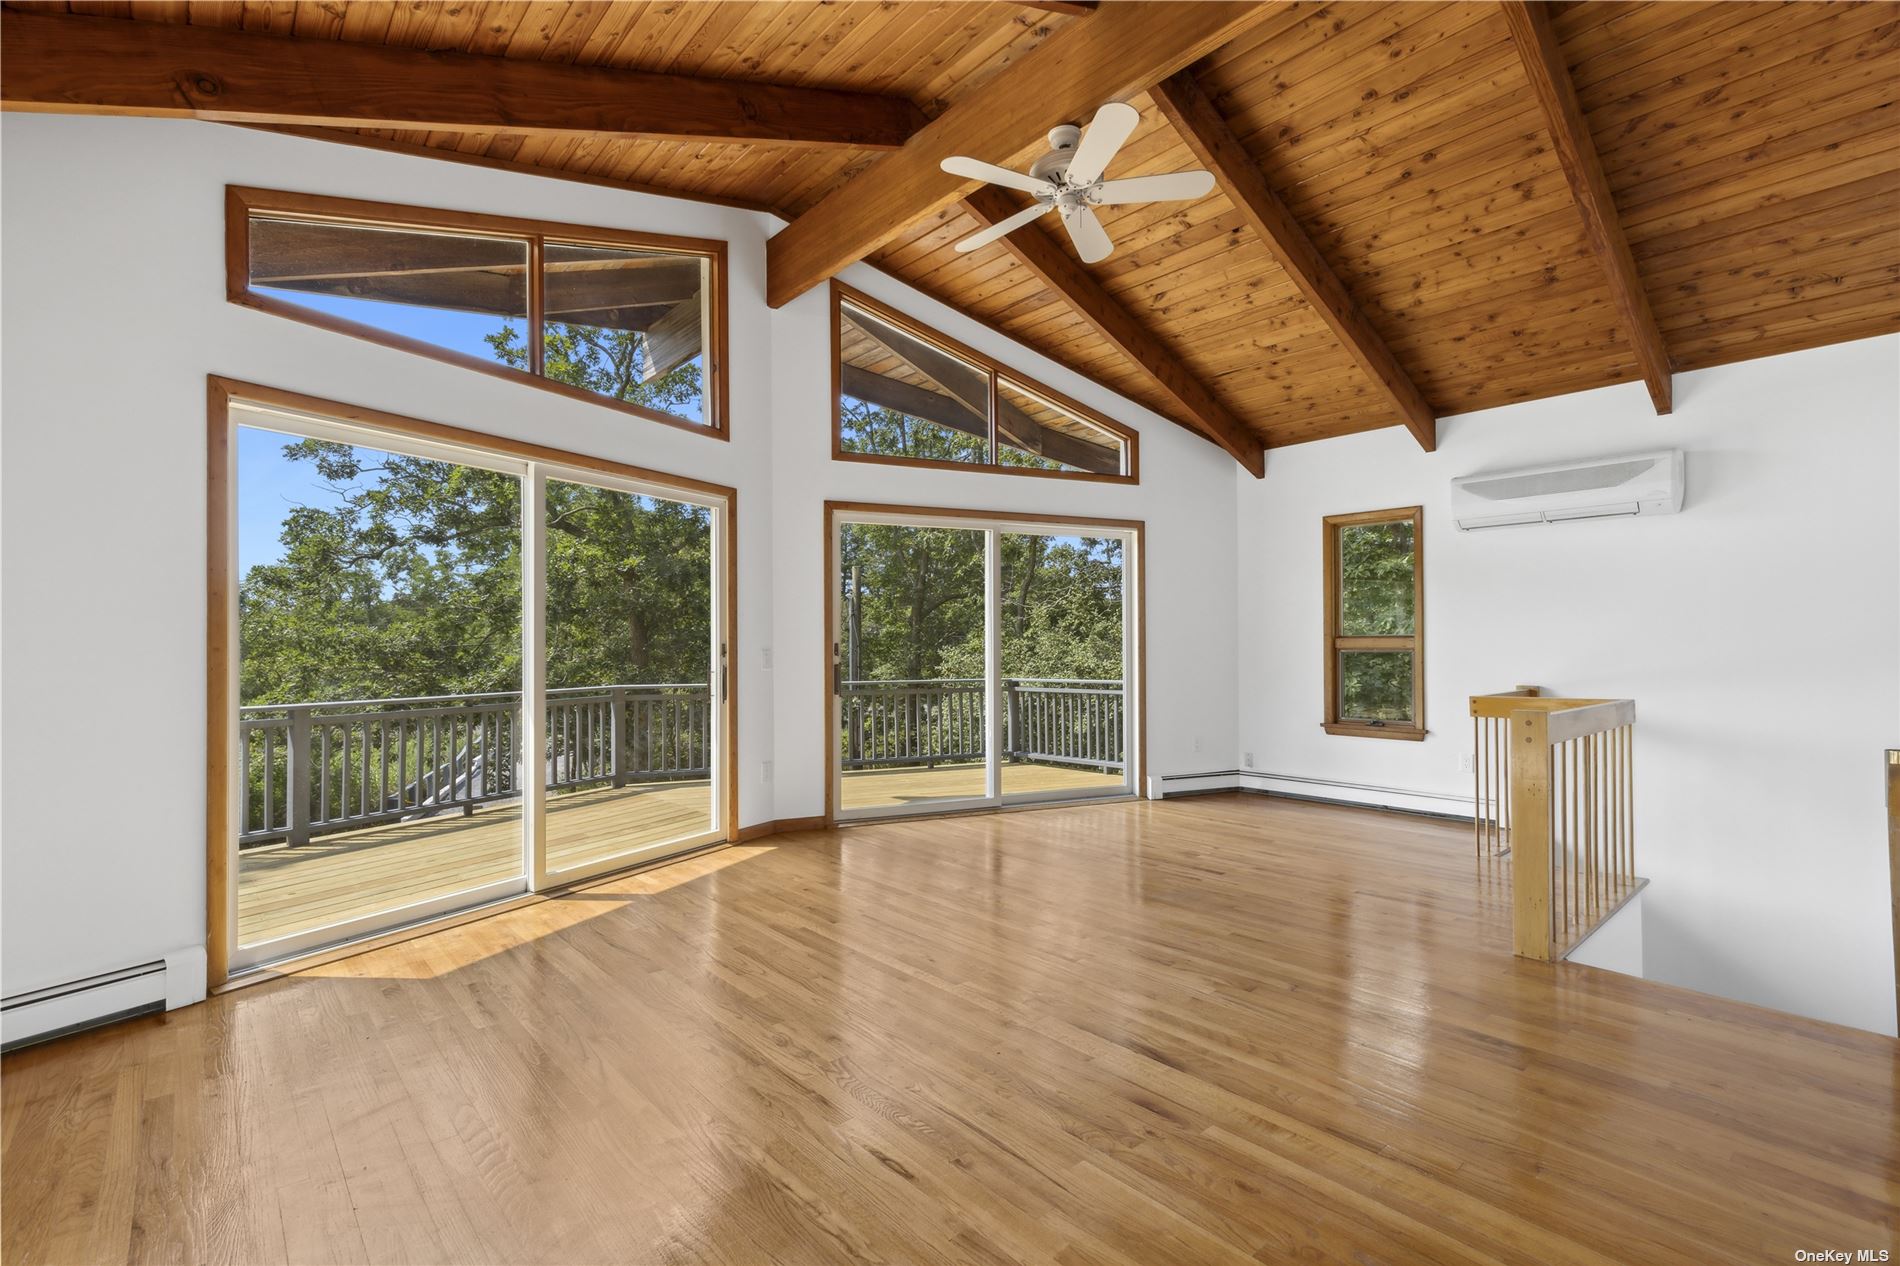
239, 289, 712, 572
237, 428, 368, 575
239, 291, 515, 575
256, 287, 516, 360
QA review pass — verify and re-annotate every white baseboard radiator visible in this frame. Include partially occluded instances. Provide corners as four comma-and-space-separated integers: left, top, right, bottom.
2, 946, 206, 1052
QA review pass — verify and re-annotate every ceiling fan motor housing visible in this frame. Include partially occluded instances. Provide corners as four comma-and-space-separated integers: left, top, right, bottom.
1029, 124, 1084, 189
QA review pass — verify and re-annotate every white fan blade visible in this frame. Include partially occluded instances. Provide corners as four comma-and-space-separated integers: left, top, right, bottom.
1059, 204, 1114, 264
1091, 170, 1215, 205
940, 155, 1056, 197
1066, 101, 1140, 186
954, 201, 1054, 253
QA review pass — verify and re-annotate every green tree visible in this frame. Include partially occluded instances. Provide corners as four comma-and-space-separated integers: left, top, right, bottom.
1337, 519, 1416, 720
240, 316, 714, 709
839, 399, 986, 465
837, 528, 1124, 684
487, 320, 704, 421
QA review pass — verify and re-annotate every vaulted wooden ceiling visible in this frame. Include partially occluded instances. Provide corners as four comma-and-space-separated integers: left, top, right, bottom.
5, 0, 1895, 468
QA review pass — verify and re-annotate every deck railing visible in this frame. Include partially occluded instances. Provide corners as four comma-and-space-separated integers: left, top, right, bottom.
1472, 687, 1643, 960
239, 683, 710, 848
840, 677, 1125, 772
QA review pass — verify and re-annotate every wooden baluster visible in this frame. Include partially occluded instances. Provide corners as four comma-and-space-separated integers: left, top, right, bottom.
1478, 715, 1487, 853
1502, 718, 1511, 843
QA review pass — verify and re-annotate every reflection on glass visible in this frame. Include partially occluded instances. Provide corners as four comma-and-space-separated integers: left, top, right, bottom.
545, 478, 715, 874
248, 216, 529, 362
1000, 533, 1129, 799
838, 302, 989, 464
541, 243, 710, 424
233, 424, 525, 951
1339, 650, 1414, 722
996, 379, 1125, 476
1339, 519, 1415, 636
839, 523, 988, 812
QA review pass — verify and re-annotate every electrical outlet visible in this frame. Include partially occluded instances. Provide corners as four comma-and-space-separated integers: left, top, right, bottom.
1243, 751, 1255, 769
761, 760, 774, 783
761, 646, 773, 669
1457, 753, 1475, 774
1193, 736, 1203, 754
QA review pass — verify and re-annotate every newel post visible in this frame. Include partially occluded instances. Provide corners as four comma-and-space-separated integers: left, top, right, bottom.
610, 687, 628, 788
1005, 680, 1021, 761
1512, 709, 1554, 960
286, 705, 312, 847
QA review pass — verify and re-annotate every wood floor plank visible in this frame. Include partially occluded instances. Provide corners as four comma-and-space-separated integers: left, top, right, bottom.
5, 794, 1894, 1264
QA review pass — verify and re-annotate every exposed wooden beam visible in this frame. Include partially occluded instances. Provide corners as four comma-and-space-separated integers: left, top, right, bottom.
960, 187, 1265, 477
765, 2, 1270, 309
0, 12, 928, 150
1501, 1, 1673, 414
1150, 71, 1439, 453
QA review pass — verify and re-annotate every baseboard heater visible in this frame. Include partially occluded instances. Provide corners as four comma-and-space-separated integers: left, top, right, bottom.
2, 947, 206, 1052
1152, 769, 1472, 821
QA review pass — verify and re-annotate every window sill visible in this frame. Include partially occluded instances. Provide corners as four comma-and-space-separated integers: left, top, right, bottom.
1322, 722, 1427, 742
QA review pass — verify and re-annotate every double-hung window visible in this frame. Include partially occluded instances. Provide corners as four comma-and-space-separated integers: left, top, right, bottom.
1323, 506, 1424, 739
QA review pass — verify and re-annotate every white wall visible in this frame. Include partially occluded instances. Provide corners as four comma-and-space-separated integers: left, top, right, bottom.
0, 114, 1238, 1003
1234, 337, 1900, 1036
1568, 889, 1645, 979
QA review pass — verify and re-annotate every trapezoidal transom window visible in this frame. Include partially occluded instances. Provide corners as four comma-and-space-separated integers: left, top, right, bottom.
229, 187, 727, 435
831, 283, 1136, 482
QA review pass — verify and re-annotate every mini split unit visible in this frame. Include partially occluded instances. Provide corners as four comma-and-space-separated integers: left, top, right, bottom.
1450, 449, 1684, 531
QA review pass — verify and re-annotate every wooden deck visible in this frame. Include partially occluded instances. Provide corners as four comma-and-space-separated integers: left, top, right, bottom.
238, 782, 714, 947
239, 764, 1119, 946
7, 793, 1893, 1264
840, 760, 1126, 810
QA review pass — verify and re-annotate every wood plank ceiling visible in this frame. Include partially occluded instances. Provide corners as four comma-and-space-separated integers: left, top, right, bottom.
5, 0, 1895, 458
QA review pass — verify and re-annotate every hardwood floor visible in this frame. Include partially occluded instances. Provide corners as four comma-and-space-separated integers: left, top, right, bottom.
5, 794, 1894, 1265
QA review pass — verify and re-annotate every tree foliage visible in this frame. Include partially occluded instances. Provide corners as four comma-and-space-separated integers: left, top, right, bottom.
239, 321, 712, 708
839, 397, 1070, 472
839, 398, 986, 466
1337, 519, 1416, 720
488, 320, 704, 420
838, 524, 1124, 684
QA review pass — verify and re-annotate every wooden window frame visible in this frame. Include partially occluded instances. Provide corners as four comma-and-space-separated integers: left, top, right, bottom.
829, 281, 1138, 484
1322, 505, 1425, 741
205, 376, 741, 988
226, 186, 730, 440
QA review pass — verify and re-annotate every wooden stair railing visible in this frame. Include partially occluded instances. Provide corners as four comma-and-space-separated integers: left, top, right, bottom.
1472, 688, 1644, 961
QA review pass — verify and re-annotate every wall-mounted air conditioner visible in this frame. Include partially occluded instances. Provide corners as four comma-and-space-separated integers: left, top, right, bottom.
1451, 449, 1683, 531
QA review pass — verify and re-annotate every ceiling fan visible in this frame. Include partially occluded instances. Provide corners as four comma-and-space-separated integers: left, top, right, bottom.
940, 101, 1215, 265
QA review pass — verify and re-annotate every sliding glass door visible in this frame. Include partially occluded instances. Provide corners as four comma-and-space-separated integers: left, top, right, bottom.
837, 521, 991, 814
830, 508, 1137, 821
225, 396, 727, 971
542, 476, 719, 881
231, 423, 529, 961
999, 532, 1130, 801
